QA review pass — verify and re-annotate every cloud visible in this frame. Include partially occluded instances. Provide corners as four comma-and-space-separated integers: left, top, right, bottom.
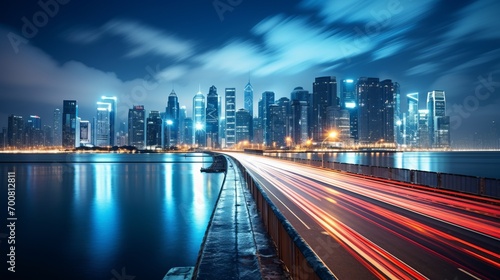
0, 26, 182, 124
446, 49, 500, 74
446, 0, 500, 40
195, 40, 267, 75
299, 0, 435, 28
66, 19, 195, 60
405, 62, 440, 76
372, 40, 406, 61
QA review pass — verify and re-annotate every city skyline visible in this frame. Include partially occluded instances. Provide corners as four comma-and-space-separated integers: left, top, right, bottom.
0, 0, 499, 143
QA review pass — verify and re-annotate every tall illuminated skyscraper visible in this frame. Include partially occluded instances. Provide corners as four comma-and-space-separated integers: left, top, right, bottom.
225, 88, 236, 147
244, 80, 254, 141
356, 78, 394, 145
128, 105, 145, 149
290, 86, 309, 145
166, 90, 180, 147
206, 85, 219, 148
101, 96, 116, 146
7, 115, 24, 148
53, 108, 61, 146
427, 90, 450, 148
146, 111, 162, 149
62, 100, 79, 148
96, 102, 111, 146
312, 76, 337, 141
235, 108, 251, 144
260, 91, 275, 146
406, 92, 419, 146
193, 89, 206, 146
244, 80, 253, 117
341, 79, 358, 141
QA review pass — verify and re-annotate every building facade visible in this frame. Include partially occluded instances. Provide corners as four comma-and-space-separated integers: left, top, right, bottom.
62, 100, 79, 148
128, 105, 145, 149
166, 90, 180, 147
235, 108, 251, 144
225, 88, 236, 148
312, 76, 337, 141
146, 111, 162, 149
101, 96, 117, 146
427, 90, 450, 148
206, 85, 219, 149
193, 89, 206, 146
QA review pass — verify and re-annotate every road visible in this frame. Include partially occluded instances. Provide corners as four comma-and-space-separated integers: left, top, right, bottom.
226, 153, 500, 280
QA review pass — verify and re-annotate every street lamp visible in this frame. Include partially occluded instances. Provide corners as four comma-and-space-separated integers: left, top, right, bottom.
321, 131, 338, 150
305, 139, 312, 150
376, 138, 385, 147
286, 136, 292, 148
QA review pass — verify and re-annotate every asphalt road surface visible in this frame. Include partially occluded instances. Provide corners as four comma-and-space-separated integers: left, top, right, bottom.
226, 153, 500, 280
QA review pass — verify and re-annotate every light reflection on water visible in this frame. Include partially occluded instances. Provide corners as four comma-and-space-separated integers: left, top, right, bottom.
0, 153, 223, 280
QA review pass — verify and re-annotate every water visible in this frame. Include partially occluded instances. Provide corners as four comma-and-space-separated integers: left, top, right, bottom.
292, 151, 500, 179
0, 153, 224, 280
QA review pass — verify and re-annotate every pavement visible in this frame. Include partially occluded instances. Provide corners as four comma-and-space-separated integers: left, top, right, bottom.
193, 156, 289, 280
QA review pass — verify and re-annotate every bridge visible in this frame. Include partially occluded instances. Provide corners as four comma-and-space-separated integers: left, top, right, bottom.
170, 152, 500, 279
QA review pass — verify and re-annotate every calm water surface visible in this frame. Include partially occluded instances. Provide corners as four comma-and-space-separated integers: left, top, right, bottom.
0, 153, 223, 280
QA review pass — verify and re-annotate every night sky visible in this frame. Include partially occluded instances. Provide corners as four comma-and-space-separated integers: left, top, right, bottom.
0, 0, 499, 144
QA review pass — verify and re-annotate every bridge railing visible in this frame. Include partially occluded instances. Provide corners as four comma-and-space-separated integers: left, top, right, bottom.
263, 153, 500, 199
228, 156, 336, 280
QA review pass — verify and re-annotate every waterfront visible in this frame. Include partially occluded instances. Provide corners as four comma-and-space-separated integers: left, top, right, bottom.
0, 153, 224, 280
287, 151, 500, 179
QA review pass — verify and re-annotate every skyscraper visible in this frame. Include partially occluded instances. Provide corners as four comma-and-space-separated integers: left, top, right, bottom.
393, 82, 402, 145
406, 92, 419, 146
380, 79, 395, 144
26, 115, 43, 147
225, 88, 236, 148
53, 108, 61, 146
244, 80, 254, 117
269, 104, 286, 147
261, 91, 275, 146
206, 85, 219, 148
277, 97, 291, 143
193, 89, 206, 146
244, 80, 254, 141
417, 109, 430, 148
62, 100, 78, 148
290, 87, 310, 145
79, 120, 91, 146
341, 79, 358, 141
166, 90, 180, 147
235, 108, 251, 144
7, 115, 24, 148
356, 78, 395, 145
146, 111, 162, 149
96, 102, 111, 146
179, 106, 187, 145
427, 90, 450, 148
312, 76, 337, 141
128, 105, 145, 149
101, 96, 117, 146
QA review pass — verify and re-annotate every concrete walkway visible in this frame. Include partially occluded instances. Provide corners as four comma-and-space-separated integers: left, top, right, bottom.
194, 156, 289, 279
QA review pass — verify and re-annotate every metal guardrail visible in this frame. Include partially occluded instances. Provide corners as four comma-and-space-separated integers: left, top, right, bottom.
264, 154, 500, 199
229, 156, 336, 280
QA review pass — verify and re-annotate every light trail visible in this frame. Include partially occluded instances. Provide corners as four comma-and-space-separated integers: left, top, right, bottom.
227, 153, 500, 279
